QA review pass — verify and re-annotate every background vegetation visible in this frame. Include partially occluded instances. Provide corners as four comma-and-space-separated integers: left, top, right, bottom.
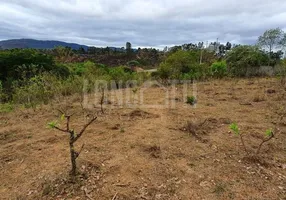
1, 28, 286, 110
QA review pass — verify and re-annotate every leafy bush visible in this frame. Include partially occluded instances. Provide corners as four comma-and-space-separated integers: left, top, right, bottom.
277, 59, 286, 86
0, 81, 8, 102
0, 103, 14, 113
12, 73, 83, 107
157, 50, 211, 81
109, 66, 135, 88
211, 61, 227, 78
52, 64, 70, 78
0, 50, 151, 107
66, 62, 88, 76
0, 49, 55, 82
59, 75, 84, 96
133, 71, 151, 85
186, 96, 197, 105
226, 45, 269, 77
0, 49, 73, 101
158, 50, 199, 80
12, 74, 54, 107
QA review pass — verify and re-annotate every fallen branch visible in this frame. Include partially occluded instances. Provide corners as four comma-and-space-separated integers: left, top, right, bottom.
112, 192, 118, 200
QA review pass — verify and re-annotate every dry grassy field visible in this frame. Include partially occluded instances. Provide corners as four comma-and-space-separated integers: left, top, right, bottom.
0, 78, 286, 199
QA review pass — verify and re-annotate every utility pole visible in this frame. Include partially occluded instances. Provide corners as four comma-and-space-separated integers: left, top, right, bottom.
199, 41, 205, 64
200, 46, 203, 64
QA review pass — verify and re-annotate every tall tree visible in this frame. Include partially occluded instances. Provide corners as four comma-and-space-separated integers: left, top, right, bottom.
257, 28, 284, 54
163, 46, 168, 52
226, 42, 232, 50
219, 44, 226, 55
126, 42, 132, 55
197, 42, 204, 49
257, 28, 285, 65
280, 33, 286, 58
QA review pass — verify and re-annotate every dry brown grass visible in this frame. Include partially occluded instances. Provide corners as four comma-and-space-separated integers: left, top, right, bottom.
0, 78, 286, 199
253, 93, 266, 102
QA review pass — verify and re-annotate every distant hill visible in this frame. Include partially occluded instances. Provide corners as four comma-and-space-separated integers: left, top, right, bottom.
0, 39, 89, 50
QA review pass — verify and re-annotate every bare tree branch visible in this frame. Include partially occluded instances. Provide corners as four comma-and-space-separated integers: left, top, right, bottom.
100, 87, 105, 114
54, 126, 68, 133
256, 132, 275, 155
57, 108, 76, 118
75, 143, 85, 159
56, 108, 65, 115
66, 115, 70, 132
73, 116, 97, 143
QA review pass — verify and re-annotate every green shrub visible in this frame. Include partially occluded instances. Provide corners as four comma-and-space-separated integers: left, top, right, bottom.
12, 74, 54, 107
0, 81, 8, 102
11, 72, 87, 108
52, 64, 70, 78
158, 50, 212, 81
133, 72, 151, 85
158, 50, 199, 80
59, 75, 84, 96
1, 56, 151, 107
211, 61, 227, 78
0, 103, 14, 113
186, 96, 197, 105
109, 66, 135, 88
226, 45, 269, 77
0, 49, 55, 83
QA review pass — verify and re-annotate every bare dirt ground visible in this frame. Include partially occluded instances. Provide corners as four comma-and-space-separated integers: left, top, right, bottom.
0, 78, 286, 200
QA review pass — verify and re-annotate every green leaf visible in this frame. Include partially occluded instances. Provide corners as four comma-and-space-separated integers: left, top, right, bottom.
265, 129, 273, 137
47, 121, 58, 129
229, 123, 240, 135
60, 114, 65, 121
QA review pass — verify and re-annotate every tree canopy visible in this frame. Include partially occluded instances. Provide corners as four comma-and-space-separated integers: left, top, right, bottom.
226, 45, 269, 76
257, 28, 285, 53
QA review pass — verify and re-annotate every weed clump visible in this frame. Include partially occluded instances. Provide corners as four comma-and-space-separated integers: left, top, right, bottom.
186, 96, 197, 105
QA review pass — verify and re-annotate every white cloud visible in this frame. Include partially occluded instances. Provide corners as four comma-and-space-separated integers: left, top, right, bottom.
0, 0, 286, 47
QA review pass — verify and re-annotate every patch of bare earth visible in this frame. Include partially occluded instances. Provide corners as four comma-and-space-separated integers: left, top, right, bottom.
0, 78, 286, 199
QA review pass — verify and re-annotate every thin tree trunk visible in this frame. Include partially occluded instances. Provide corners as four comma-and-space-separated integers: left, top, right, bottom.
200, 48, 203, 64
53, 112, 97, 181
69, 133, 77, 177
268, 46, 272, 66
100, 88, 105, 114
